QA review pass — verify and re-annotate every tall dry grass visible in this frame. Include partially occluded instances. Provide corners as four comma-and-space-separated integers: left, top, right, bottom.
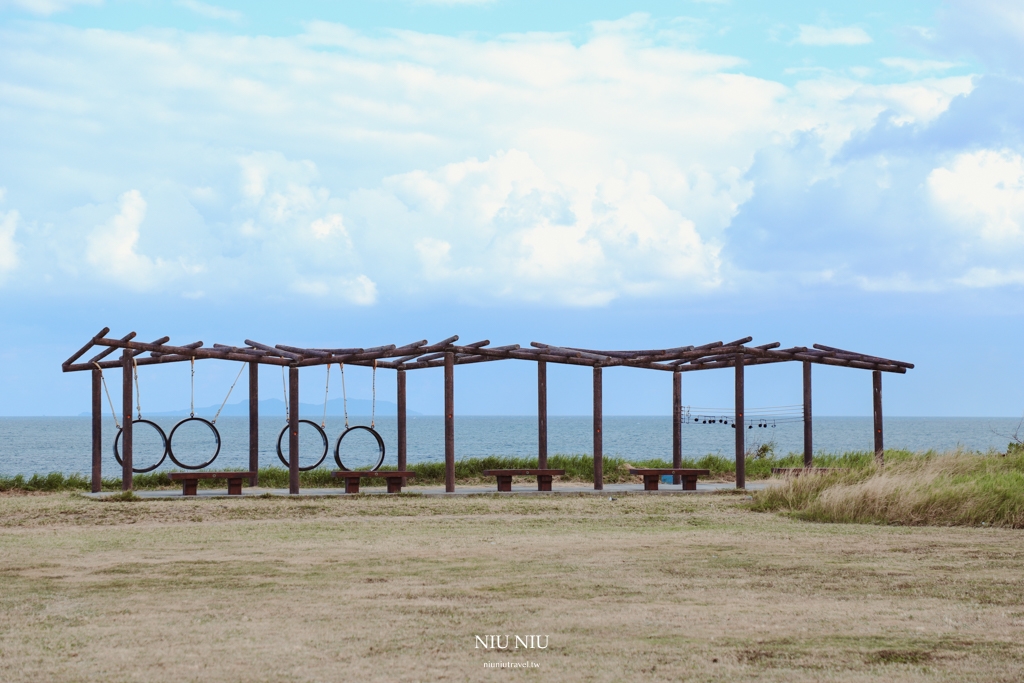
753, 450, 1024, 527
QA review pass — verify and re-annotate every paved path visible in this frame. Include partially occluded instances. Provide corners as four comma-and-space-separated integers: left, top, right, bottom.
87, 480, 769, 499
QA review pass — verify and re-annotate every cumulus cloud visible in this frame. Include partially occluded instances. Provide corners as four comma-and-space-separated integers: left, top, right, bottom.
175, 0, 242, 22
0, 15, 1009, 304
929, 149, 1024, 242
85, 190, 165, 289
796, 25, 872, 46
0, 193, 20, 280
0, 0, 99, 15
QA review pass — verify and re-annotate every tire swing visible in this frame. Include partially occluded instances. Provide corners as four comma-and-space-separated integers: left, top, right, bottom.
334, 360, 385, 472
98, 359, 169, 473
276, 365, 329, 471
167, 359, 239, 470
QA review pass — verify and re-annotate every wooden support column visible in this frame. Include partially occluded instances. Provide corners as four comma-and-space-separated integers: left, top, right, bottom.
121, 349, 133, 491
734, 354, 745, 490
538, 361, 548, 470
91, 368, 102, 493
873, 370, 883, 465
803, 361, 813, 468
672, 371, 682, 485
397, 369, 407, 482
593, 366, 603, 491
249, 361, 259, 486
444, 352, 455, 493
289, 365, 299, 494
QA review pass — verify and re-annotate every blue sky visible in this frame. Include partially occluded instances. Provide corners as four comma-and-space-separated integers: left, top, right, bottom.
0, 0, 1022, 418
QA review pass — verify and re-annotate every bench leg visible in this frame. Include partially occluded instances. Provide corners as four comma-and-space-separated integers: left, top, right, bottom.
386, 476, 402, 494
182, 480, 198, 496
682, 476, 697, 491
496, 475, 512, 492
642, 474, 659, 491
227, 477, 243, 495
537, 475, 552, 492
345, 478, 360, 494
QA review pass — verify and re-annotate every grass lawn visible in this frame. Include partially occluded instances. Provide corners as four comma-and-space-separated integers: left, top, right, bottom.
0, 491, 1022, 682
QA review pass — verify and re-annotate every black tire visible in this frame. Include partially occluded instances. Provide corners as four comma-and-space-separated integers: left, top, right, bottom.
276, 420, 329, 471
167, 417, 221, 470
113, 419, 169, 473
334, 425, 385, 472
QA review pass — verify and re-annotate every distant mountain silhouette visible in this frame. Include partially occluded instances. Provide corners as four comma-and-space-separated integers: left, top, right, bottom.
80, 397, 420, 418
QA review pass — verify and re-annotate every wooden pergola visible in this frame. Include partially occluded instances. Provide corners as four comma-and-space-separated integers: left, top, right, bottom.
63, 328, 914, 494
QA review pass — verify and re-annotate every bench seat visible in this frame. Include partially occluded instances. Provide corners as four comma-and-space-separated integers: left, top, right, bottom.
331, 471, 416, 494
628, 468, 710, 491
481, 469, 566, 492
169, 471, 256, 496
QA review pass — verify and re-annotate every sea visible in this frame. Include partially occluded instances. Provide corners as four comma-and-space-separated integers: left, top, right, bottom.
0, 416, 1021, 477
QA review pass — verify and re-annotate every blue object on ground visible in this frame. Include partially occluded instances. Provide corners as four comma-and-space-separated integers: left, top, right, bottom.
661, 474, 674, 484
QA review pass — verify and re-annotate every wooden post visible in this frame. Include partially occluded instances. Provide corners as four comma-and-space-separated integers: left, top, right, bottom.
397, 369, 407, 483
444, 352, 455, 493
289, 365, 299, 494
734, 354, 744, 490
593, 366, 603, 491
121, 349, 133, 491
803, 361, 812, 468
672, 371, 682, 485
873, 370, 883, 465
538, 361, 548, 470
91, 368, 102, 493
249, 361, 259, 487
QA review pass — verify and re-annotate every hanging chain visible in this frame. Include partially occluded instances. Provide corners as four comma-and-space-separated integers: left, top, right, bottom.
190, 358, 195, 418
212, 362, 246, 424
371, 359, 376, 429
133, 357, 142, 420
94, 362, 121, 429
340, 363, 349, 429
321, 363, 331, 428
281, 366, 288, 422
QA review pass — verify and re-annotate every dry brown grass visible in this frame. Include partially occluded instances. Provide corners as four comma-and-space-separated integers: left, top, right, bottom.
0, 492, 1023, 682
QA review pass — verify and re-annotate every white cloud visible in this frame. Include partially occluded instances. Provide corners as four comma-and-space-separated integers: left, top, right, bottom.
880, 57, 958, 74
175, 0, 242, 22
85, 190, 165, 289
0, 0, 99, 15
291, 275, 377, 304
929, 149, 1024, 242
796, 25, 872, 46
0, 202, 20, 280
0, 17, 994, 303
955, 267, 1024, 288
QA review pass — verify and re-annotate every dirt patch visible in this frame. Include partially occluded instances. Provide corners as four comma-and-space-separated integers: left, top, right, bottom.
0, 493, 1021, 682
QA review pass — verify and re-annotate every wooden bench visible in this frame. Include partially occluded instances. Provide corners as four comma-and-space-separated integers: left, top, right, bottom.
628, 468, 710, 491
771, 468, 846, 477
481, 469, 566, 492
331, 471, 416, 494
169, 471, 255, 496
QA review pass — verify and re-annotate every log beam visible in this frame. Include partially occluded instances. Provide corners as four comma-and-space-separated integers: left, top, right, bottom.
121, 349, 132, 491
593, 367, 603, 491
735, 353, 744, 490
289, 366, 299, 494
445, 352, 455, 493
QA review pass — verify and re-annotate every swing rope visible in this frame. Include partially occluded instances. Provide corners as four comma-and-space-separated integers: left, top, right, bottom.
94, 362, 121, 429
189, 358, 195, 418
371, 360, 376, 429
133, 357, 142, 420
212, 362, 246, 424
281, 366, 288, 422
321, 363, 331, 429
340, 363, 349, 429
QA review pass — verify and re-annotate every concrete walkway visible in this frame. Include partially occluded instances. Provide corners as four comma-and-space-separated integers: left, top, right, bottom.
86, 480, 769, 499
